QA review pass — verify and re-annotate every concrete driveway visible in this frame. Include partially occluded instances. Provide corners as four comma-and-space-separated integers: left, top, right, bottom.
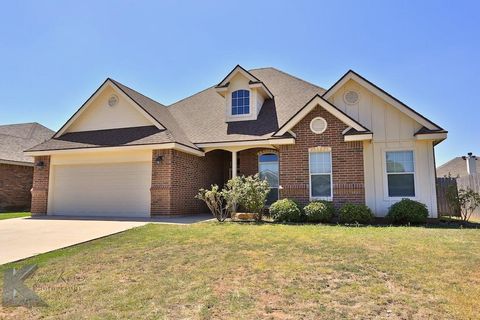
0, 217, 149, 265
0, 215, 213, 265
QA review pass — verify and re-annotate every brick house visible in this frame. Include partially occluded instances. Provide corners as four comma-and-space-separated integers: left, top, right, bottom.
0, 123, 53, 211
25, 66, 447, 217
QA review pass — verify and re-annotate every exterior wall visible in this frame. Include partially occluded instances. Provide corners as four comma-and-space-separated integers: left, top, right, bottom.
278, 106, 365, 208
67, 85, 152, 133
151, 149, 227, 215
329, 79, 438, 217
0, 164, 33, 211
31, 156, 50, 215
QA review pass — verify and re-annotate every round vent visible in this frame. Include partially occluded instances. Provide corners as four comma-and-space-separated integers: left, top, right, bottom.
108, 94, 119, 107
344, 90, 359, 105
310, 117, 327, 134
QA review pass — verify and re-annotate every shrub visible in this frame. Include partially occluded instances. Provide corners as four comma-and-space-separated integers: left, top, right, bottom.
446, 187, 480, 222
339, 203, 374, 224
196, 185, 227, 222
221, 176, 245, 214
221, 174, 270, 221
270, 199, 304, 222
304, 201, 334, 223
241, 174, 271, 221
386, 199, 428, 224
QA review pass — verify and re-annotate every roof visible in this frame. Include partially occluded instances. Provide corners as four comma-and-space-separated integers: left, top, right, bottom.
0, 123, 53, 164
28, 66, 445, 153
168, 67, 326, 144
437, 156, 477, 178
28, 126, 183, 152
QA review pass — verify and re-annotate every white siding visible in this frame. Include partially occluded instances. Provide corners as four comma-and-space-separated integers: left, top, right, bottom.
67, 85, 153, 132
330, 80, 438, 217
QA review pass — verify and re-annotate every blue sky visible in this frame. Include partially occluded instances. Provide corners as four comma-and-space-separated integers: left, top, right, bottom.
0, 1, 478, 165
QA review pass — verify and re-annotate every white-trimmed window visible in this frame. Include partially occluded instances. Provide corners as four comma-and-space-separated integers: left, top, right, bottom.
386, 150, 415, 197
258, 153, 279, 205
231, 90, 250, 115
309, 150, 332, 199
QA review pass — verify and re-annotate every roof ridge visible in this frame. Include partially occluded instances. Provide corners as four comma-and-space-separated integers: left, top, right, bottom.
109, 78, 168, 108
250, 67, 326, 92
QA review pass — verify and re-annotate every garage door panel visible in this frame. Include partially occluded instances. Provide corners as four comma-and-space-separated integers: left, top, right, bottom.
50, 162, 151, 217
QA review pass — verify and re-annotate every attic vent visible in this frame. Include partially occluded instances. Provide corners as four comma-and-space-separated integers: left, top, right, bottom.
344, 90, 359, 105
310, 117, 327, 134
108, 94, 119, 107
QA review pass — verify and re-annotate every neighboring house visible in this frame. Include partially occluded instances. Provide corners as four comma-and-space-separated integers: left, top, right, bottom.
25, 66, 447, 218
0, 122, 53, 211
437, 153, 478, 178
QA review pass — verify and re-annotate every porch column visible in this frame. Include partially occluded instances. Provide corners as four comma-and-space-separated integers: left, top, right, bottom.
231, 150, 237, 178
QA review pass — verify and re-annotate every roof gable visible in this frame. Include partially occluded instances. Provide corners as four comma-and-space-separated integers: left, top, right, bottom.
273, 95, 370, 137
54, 79, 165, 138
322, 70, 443, 131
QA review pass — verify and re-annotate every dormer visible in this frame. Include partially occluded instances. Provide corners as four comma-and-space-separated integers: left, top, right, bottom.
215, 65, 273, 122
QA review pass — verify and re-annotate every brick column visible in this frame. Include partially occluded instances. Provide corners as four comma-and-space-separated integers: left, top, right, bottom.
150, 149, 173, 215
31, 156, 50, 216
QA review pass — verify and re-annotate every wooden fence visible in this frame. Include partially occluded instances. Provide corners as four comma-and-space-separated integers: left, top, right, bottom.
436, 177, 458, 216
437, 173, 480, 217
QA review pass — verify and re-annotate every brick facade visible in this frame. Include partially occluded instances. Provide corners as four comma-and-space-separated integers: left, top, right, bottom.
31, 156, 50, 215
0, 164, 34, 211
151, 149, 227, 215
278, 106, 365, 207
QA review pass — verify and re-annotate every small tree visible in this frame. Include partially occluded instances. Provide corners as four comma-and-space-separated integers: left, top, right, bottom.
241, 174, 270, 221
447, 187, 480, 222
221, 176, 245, 214
196, 185, 228, 222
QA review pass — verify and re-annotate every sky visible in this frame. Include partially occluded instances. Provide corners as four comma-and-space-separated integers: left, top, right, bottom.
0, 0, 478, 165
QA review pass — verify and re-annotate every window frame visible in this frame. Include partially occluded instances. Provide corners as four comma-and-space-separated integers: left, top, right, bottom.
230, 89, 251, 116
258, 152, 279, 205
383, 149, 417, 200
308, 150, 333, 201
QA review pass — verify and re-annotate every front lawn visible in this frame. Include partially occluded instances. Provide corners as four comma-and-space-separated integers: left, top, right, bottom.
0, 212, 30, 220
0, 223, 479, 319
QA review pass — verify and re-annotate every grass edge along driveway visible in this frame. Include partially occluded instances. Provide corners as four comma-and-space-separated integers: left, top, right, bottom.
0, 212, 30, 220
0, 222, 479, 319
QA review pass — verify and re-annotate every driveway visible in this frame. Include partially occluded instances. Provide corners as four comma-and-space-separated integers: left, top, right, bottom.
0, 214, 213, 265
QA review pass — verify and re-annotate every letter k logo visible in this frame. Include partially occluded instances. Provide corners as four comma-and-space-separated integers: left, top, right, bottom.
2, 265, 46, 307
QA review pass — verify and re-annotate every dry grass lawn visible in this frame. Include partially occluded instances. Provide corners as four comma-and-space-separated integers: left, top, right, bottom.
0, 222, 479, 319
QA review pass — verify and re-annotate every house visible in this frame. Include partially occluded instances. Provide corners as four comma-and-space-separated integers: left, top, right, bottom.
0, 122, 53, 211
437, 152, 477, 178
25, 66, 447, 218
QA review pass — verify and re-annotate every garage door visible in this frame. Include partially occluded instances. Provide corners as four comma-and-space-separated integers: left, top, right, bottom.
49, 162, 151, 217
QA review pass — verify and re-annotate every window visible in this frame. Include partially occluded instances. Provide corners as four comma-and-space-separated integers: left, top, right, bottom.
309, 151, 332, 199
231, 90, 250, 115
386, 151, 415, 197
259, 153, 279, 205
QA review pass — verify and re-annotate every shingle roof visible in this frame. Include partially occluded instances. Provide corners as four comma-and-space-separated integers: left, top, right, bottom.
28, 126, 179, 151
437, 156, 477, 178
168, 67, 326, 143
109, 79, 198, 149
0, 123, 53, 164
28, 67, 335, 152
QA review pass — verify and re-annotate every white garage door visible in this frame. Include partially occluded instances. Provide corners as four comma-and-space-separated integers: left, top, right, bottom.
49, 162, 151, 217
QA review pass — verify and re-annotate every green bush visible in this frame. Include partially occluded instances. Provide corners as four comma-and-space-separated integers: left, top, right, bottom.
304, 201, 334, 223
339, 203, 374, 224
386, 199, 428, 224
270, 199, 304, 222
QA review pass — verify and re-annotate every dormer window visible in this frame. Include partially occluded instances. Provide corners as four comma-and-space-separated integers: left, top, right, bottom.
232, 90, 250, 115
